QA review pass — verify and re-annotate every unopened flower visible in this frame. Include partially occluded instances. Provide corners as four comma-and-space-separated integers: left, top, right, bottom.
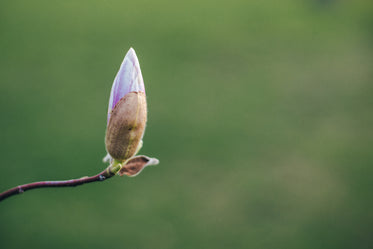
104, 48, 158, 176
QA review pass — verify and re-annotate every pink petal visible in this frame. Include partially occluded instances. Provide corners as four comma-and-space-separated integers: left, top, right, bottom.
107, 48, 145, 124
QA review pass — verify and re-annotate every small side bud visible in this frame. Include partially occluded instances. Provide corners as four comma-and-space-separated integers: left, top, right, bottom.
118, 155, 159, 177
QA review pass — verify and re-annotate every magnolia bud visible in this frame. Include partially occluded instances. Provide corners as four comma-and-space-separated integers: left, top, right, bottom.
105, 48, 147, 162
103, 48, 159, 176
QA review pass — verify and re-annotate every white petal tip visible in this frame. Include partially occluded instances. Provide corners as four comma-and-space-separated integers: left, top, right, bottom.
103, 153, 112, 163
147, 157, 159, 166
125, 47, 137, 61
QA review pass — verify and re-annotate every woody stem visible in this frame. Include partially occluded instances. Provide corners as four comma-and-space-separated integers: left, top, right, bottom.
0, 162, 122, 202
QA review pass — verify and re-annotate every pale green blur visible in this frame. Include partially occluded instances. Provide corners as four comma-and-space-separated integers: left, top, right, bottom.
0, 0, 372, 248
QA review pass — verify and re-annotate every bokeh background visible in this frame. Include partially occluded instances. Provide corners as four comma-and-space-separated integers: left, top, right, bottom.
0, 0, 372, 248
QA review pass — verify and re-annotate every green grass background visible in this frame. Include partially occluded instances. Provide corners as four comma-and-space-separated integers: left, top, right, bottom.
0, 0, 372, 248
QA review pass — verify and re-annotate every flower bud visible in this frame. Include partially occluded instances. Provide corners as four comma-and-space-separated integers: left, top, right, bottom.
105, 48, 147, 161
118, 155, 159, 177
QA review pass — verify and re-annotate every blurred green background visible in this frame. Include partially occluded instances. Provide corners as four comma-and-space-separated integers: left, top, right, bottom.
0, 0, 372, 248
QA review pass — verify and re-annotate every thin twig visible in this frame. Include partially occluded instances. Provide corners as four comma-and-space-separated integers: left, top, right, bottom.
0, 167, 116, 202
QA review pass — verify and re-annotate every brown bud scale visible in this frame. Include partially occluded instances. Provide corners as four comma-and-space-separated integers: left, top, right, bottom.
105, 92, 147, 161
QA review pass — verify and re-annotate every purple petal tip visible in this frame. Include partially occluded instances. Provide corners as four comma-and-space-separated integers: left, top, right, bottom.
107, 48, 146, 123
